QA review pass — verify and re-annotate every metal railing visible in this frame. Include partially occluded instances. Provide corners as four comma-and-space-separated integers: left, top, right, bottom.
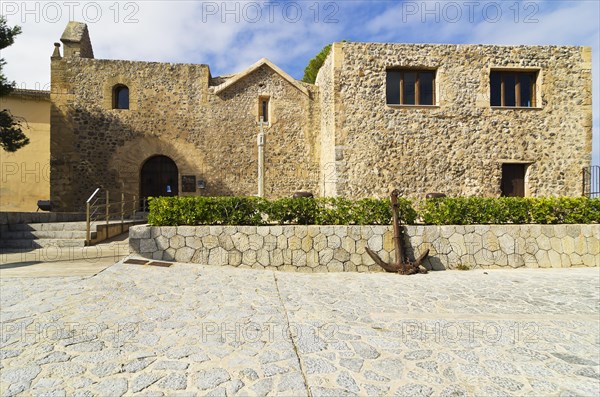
582, 166, 600, 198
85, 188, 140, 243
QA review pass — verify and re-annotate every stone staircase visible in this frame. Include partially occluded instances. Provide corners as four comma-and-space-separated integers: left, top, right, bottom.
0, 219, 145, 249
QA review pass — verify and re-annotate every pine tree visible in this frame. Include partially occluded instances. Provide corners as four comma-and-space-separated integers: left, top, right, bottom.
1, 16, 28, 152
302, 44, 332, 84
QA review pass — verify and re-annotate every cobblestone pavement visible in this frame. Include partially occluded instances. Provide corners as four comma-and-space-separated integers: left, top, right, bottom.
0, 236, 129, 278
1, 261, 598, 396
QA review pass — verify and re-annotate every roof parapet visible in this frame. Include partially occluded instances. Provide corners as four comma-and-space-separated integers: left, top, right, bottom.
213, 58, 309, 97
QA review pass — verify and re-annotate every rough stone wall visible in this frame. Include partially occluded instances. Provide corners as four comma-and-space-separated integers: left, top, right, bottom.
51, 57, 320, 211
129, 224, 600, 271
205, 66, 320, 197
328, 43, 592, 199
60, 21, 94, 58
315, 44, 337, 197
50, 22, 592, 210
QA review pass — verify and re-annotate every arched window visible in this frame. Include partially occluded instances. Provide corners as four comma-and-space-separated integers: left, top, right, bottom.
113, 85, 129, 109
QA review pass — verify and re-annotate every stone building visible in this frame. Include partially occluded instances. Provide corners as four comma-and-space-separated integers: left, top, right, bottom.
318, 42, 592, 199
46, 22, 591, 211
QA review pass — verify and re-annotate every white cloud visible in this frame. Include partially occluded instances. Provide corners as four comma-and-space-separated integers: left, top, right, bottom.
2, 1, 347, 83
2, 0, 598, 165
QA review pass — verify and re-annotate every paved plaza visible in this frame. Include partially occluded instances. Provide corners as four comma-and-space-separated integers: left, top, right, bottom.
0, 249, 599, 396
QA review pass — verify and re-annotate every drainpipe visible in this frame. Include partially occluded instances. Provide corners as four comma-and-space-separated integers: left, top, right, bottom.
257, 117, 265, 197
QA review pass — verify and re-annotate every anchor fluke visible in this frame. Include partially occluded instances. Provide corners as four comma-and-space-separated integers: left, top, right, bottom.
366, 190, 429, 275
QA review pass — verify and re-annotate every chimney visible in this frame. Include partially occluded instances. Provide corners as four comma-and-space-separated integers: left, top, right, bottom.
60, 21, 94, 58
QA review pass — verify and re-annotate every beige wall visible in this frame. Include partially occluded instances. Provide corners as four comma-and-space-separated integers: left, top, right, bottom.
0, 92, 51, 211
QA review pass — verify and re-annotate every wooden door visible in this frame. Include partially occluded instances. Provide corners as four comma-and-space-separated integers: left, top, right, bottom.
501, 164, 526, 197
140, 156, 178, 209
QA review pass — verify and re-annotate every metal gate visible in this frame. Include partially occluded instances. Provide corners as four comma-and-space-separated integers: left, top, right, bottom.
582, 166, 600, 198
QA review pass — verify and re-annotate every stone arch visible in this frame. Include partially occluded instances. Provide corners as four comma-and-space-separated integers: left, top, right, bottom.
109, 135, 206, 199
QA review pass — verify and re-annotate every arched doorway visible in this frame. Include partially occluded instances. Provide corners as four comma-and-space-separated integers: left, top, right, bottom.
140, 155, 178, 209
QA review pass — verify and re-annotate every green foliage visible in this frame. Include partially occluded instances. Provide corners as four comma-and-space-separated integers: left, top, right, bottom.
302, 43, 333, 84
263, 196, 414, 225
527, 197, 599, 224
147, 196, 415, 226
311, 197, 415, 225
421, 197, 600, 225
147, 196, 267, 226
0, 16, 21, 51
0, 110, 28, 152
1, 16, 28, 152
263, 198, 318, 225
148, 196, 599, 226
0, 16, 22, 97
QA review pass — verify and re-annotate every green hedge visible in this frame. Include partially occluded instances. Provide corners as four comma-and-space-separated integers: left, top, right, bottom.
147, 196, 600, 226
147, 196, 416, 226
421, 197, 600, 225
147, 196, 265, 226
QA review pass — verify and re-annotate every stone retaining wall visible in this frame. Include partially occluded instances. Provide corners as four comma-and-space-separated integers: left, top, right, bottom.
129, 224, 599, 271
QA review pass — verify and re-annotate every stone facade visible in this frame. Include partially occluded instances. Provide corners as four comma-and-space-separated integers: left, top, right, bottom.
48, 22, 592, 211
129, 224, 599, 271
320, 43, 592, 198
50, 23, 319, 211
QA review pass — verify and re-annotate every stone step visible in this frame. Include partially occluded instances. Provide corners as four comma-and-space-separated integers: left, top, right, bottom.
0, 230, 96, 240
8, 222, 90, 232
0, 238, 87, 248
1, 220, 142, 249
7, 220, 138, 232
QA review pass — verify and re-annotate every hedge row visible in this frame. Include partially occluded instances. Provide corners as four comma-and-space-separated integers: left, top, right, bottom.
421, 197, 600, 225
147, 196, 600, 226
147, 196, 414, 226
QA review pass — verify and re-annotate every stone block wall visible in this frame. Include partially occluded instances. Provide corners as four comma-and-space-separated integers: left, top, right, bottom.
49, 22, 592, 212
129, 224, 599, 271
320, 43, 592, 199
50, 24, 320, 211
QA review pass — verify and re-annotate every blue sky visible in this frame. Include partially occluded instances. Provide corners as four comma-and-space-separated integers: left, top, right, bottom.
3, 0, 599, 165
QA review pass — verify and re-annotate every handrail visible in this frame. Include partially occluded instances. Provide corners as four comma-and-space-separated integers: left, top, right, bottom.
86, 187, 101, 203
85, 188, 140, 244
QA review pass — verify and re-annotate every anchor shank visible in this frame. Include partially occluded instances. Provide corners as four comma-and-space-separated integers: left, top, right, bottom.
390, 190, 406, 271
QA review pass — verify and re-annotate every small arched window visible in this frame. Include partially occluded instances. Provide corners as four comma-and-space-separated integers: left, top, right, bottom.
113, 85, 129, 109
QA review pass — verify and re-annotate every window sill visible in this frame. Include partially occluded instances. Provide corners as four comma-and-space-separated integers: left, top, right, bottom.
386, 104, 440, 109
490, 106, 542, 110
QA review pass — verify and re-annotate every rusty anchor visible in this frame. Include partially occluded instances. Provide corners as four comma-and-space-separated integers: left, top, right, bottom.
366, 190, 429, 275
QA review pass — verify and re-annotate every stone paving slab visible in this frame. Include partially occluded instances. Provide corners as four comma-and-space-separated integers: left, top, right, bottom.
0, 237, 129, 278
1, 261, 598, 396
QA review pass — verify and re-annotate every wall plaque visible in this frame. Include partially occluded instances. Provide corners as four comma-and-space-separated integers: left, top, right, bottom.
181, 175, 196, 192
